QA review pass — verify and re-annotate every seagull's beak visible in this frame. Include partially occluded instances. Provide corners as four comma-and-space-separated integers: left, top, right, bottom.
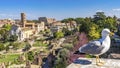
110, 32, 114, 36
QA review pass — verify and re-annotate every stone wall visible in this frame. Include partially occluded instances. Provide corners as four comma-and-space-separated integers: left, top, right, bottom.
67, 58, 120, 68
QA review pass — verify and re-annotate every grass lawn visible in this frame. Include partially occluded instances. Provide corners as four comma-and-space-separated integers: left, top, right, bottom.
0, 54, 20, 63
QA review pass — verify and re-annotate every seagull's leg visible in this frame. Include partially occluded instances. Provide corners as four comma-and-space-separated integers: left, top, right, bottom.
96, 56, 99, 63
96, 56, 104, 66
98, 56, 105, 64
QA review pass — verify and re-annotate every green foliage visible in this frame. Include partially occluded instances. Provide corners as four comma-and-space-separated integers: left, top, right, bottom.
94, 12, 106, 21
10, 42, 20, 50
32, 20, 39, 23
54, 48, 69, 68
62, 28, 72, 36
93, 12, 117, 30
0, 43, 5, 51
0, 54, 20, 63
79, 22, 90, 33
54, 31, 64, 39
45, 29, 51, 34
75, 17, 85, 24
54, 58, 67, 68
57, 48, 69, 61
23, 43, 31, 51
76, 12, 117, 41
62, 44, 73, 50
0, 28, 9, 42
27, 51, 34, 61
9, 35, 18, 42
2, 24, 12, 31
88, 24, 100, 40
33, 41, 48, 47
18, 42, 27, 48
5, 45, 10, 51
61, 18, 75, 30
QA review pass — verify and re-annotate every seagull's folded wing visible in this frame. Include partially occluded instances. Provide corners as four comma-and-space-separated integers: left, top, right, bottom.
79, 41, 104, 55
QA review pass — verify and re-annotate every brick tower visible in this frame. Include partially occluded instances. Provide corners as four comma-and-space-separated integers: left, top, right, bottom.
21, 13, 26, 27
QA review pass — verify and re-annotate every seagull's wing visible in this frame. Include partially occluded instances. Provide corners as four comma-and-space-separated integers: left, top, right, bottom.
79, 40, 104, 55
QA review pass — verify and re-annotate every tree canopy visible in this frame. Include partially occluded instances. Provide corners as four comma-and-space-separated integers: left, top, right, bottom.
75, 12, 117, 40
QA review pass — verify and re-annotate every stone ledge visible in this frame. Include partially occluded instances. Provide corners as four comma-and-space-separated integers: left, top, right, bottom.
67, 57, 120, 68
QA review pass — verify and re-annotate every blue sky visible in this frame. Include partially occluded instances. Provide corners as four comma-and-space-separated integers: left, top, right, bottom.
0, 0, 120, 20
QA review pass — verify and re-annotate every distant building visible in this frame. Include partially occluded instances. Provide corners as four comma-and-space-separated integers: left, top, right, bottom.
14, 19, 21, 24
50, 21, 66, 32
38, 17, 56, 25
21, 13, 27, 27
0, 18, 15, 27
50, 21, 77, 33
10, 13, 45, 41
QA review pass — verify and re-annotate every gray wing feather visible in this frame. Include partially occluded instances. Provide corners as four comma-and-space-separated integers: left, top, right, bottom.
80, 41, 104, 55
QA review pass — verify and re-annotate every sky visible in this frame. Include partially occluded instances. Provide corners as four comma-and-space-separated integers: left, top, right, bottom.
0, 0, 120, 20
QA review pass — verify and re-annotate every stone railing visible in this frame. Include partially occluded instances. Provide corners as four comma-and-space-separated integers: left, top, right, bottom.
67, 57, 120, 68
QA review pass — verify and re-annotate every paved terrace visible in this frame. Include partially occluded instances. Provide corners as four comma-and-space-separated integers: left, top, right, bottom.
67, 57, 120, 68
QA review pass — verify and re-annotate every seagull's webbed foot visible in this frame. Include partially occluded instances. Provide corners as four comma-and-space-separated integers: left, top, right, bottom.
99, 60, 105, 64
96, 62, 104, 66
96, 56, 105, 66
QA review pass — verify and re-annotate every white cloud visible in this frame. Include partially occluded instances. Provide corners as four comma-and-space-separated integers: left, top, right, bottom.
0, 13, 19, 19
96, 9, 103, 12
112, 8, 120, 11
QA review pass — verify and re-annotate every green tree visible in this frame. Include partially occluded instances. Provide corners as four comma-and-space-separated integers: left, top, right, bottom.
61, 18, 75, 30
84, 17, 92, 23
54, 58, 67, 68
2, 24, 11, 31
88, 24, 100, 40
93, 12, 106, 28
61, 19, 69, 29
105, 16, 117, 30
0, 43, 5, 51
94, 12, 106, 21
67, 18, 75, 29
62, 44, 73, 50
23, 43, 31, 51
27, 51, 34, 61
54, 31, 64, 39
0, 29, 9, 42
62, 28, 72, 36
93, 12, 117, 33
54, 48, 69, 68
9, 35, 18, 42
79, 22, 90, 33
75, 17, 85, 24
32, 20, 39, 23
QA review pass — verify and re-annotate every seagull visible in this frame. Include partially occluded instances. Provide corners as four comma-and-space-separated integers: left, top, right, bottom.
74, 28, 113, 66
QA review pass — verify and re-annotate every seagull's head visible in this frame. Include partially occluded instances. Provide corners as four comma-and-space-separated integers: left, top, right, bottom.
101, 28, 111, 37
